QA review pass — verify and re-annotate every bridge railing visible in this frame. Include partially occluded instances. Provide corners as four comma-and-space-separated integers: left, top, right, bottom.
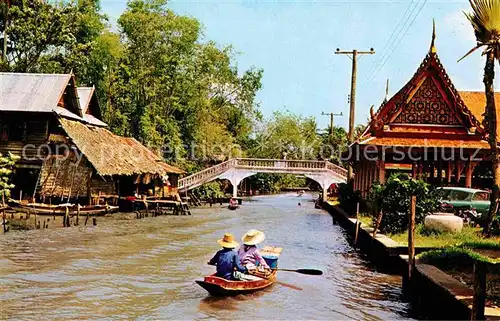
235, 158, 329, 169
325, 161, 348, 177
179, 159, 237, 190
179, 158, 348, 191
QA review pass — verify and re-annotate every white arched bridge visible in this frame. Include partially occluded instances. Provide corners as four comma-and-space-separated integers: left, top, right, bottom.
178, 158, 347, 200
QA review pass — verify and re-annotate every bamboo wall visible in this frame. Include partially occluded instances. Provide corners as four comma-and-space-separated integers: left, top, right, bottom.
38, 154, 92, 198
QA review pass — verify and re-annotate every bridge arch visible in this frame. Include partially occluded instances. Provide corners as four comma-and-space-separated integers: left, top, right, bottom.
178, 158, 347, 201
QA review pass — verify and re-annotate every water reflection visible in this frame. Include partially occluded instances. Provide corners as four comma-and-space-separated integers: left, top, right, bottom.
0, 193, 413, 320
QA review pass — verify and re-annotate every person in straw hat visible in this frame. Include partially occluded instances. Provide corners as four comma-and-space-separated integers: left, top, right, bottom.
238, 229, 270, 272
208, 233, 247, 280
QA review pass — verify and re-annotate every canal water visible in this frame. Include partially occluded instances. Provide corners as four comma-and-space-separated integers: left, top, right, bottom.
0, 194, 413, 320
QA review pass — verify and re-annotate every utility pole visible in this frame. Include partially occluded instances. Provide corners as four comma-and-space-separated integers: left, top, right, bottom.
2, 0, 10, 63
335, 48, 375, 181
321, 111, 343, 139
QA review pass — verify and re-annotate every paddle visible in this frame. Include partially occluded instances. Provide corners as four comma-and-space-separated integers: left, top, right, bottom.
276, 280, 303, 291
277, 268, 323, 275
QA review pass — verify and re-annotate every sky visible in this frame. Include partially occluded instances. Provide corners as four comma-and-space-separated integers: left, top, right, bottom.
100, 0, 499, 131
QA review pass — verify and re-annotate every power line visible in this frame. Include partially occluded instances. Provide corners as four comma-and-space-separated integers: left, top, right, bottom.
363, 0, 418, 83
365, 0, 428, 84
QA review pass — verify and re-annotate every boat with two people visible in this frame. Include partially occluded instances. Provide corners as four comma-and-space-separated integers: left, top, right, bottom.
196, 230, 322, 296
196, 245, 282, 296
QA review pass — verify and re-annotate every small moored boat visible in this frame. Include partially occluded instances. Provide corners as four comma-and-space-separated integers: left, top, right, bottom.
9, 201, 119, 216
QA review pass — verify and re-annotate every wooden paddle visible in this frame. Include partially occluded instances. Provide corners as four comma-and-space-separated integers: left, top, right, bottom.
276, 280, 303, 291
277, 268, 323, 275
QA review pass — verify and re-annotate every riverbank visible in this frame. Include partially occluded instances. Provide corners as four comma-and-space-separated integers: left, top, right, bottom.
322, 201, 500, 320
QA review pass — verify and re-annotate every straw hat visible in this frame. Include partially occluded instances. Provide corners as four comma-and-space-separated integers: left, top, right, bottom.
217, 233, 239, 248
242, 229, 265, 246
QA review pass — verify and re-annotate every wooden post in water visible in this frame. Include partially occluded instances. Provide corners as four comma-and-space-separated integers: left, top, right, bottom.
76, 204, 80, 226
408, 195, 417, 281
373, 210, 383, 238
471, 260, 487, 320
354, 202, 360, 245
64, 206, 69, 227
2, 210, 6, 233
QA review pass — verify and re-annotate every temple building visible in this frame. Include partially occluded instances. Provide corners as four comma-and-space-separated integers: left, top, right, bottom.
0, 72, 184, 203
347, 25, 498, 197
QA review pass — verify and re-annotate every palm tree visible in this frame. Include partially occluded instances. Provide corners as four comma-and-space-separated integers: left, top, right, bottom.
460, 0, 500, 235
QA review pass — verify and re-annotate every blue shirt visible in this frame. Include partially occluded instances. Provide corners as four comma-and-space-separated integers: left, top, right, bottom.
209, 248, 247, 280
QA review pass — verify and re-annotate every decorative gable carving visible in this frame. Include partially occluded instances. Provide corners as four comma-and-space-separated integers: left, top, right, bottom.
393, 77, 462, 125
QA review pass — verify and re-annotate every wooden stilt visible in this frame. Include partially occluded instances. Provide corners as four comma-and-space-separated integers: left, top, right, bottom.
471, 260, 487, 320
408, 195, 417, 281
354, 202, 360, 245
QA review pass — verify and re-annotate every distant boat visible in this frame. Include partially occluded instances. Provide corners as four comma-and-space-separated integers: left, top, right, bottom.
228, 203, 239, 210
297, 190, 305, 196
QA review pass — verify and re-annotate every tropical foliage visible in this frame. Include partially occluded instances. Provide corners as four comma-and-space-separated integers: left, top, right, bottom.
337, 182, 362, 215
0, 153, 19, 205
0, 0, 347, 195
369, 173, 440, 234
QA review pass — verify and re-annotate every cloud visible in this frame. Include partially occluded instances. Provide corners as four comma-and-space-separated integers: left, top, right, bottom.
443, 10, 476, 43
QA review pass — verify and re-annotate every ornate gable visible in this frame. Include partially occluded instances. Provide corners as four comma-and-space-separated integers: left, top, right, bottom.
393, 77, 463, 125
366, 49, 483, 139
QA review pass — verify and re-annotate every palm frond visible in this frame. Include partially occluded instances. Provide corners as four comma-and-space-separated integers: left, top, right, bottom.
458, 44, 483, 62
466, 0, 500, 45
461, 0, 500, 62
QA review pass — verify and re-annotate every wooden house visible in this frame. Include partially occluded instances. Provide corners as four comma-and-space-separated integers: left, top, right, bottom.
0, 72, 184, 203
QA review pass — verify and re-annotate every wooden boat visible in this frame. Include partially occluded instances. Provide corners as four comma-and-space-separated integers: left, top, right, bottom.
196, 270, 277, 296
196, 246, 282, 296
9, 200, 119, 216
228, 204, 239, 210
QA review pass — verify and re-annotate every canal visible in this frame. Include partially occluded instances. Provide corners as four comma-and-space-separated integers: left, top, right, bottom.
0, 194, 413, 320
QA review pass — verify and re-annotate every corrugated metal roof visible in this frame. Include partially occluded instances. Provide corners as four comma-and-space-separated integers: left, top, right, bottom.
0, 73, 108, 127
0, 72, 71, 112
77, 87, 93, 114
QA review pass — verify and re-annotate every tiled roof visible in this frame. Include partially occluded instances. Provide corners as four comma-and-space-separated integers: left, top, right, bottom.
458, 91, 500, 139
358, 136, 490, 149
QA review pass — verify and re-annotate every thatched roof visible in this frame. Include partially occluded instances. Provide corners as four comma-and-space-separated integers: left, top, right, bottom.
58, 118, 184, 176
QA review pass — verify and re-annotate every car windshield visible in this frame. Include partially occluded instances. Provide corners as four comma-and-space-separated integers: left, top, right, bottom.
446, 190, 471, 201
472, 192, 489, 201
437, 189, 452, 199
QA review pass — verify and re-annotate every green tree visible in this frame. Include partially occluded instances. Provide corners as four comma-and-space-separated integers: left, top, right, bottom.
249, 111, 320, 160
460, 0, 500, 235
369, 173, 440, 234
0, 153, 19, 205
0, 0, 106, 74
114, 0, 262, 168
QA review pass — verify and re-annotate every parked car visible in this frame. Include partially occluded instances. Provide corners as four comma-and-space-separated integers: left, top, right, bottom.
437, 187, 490, 221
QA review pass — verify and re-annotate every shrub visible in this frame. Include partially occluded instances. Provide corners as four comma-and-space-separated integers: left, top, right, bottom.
338, 182, 362, 215
369, 173, 440, 234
